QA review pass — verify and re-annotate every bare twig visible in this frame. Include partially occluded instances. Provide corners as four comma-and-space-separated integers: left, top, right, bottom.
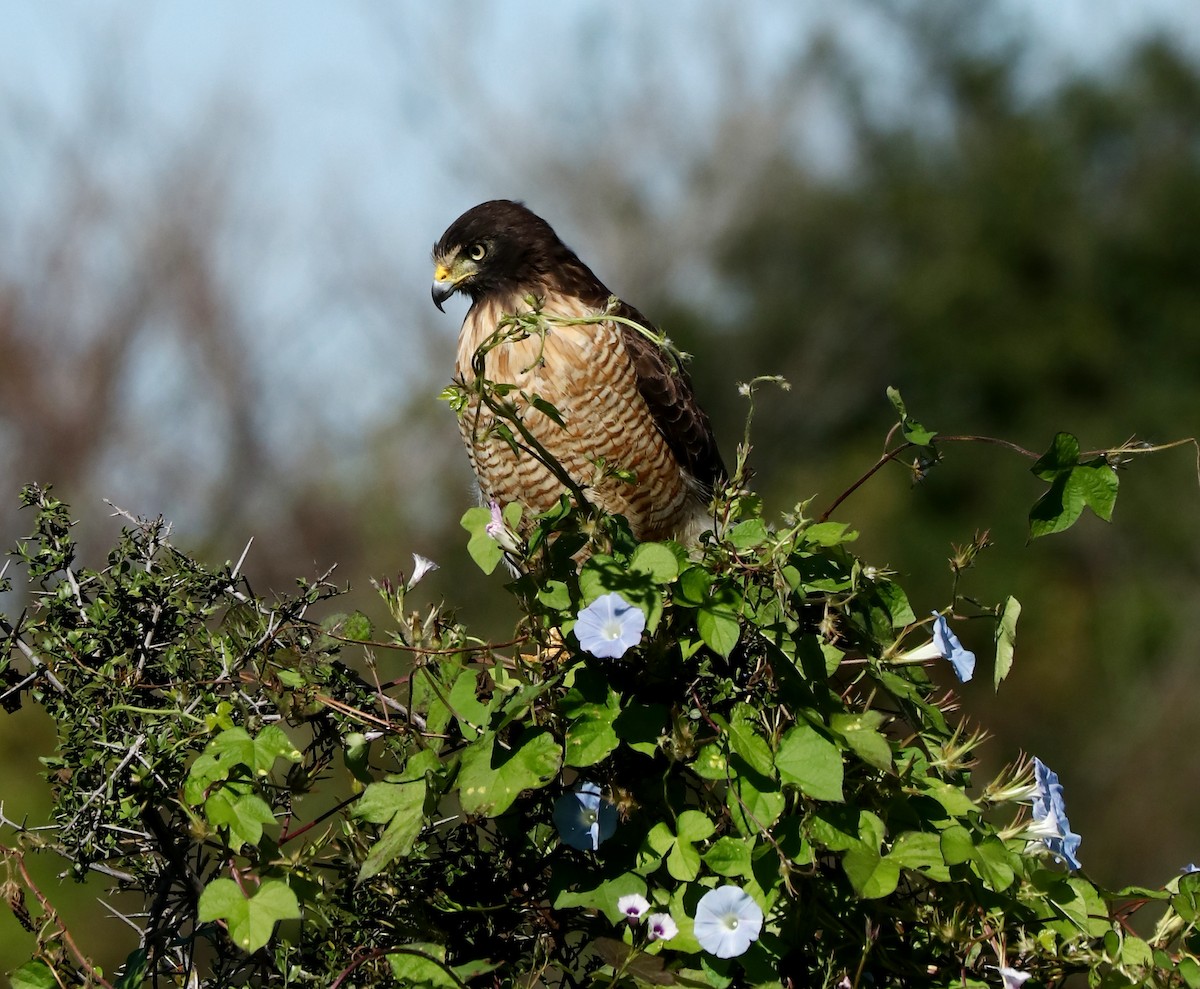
12, 852, 116, 989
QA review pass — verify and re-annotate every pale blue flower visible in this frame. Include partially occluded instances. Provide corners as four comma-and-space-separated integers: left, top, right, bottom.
693, 885, 763, 958
647, 913, 678, 942
1030, 757, 1082, 870
932, 612, 976, 682
1183, 863, 1200, 875
553, 782, 617, 851
574, 592, 646, 659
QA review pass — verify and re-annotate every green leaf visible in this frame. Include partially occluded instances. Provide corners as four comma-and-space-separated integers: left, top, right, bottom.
197, 727, 254, 774
802, 521, 858, 546
339, 610, 373, 642
612, 703, 667, 757
920, 779, 978, 818
777, 723, 844, 802
697, 583, 742, 657
676, 809, 716, 843
456, 728, 561, 816
251, 724, 302, 773
698, 606, 740, 657
10, 961, 57, 989
387, 946, 460, 988
648, 811, 715, 882
355, 774, 430, 880
808, 807, 863, 852
537, 579, 572, 611
1028, 470, 1085, 538
994, 595, 1021, 689
553, 871, 647, 922
726, 710, 775, 777
704, 836, 754, 878
857, 810, 886, 850
873, 578, 916, 628
889, 831, 950, 880
1028, 433, 1119, 539
692, 742, 734, 780
528, 394, 566, 427
447, 668, 491, 737
1119, 935, 1154, 970
971, 836, 1016, 892
204, 788, 277, 850
830, 711, 893, 772
560, 665, 618, 718
1174, 873, 1200, 923
461, 506, 505, 574
1032, 431, 1080, 476
727, 518, 769, 551
939, 825, 975, 865
115, 948, 149, 989
630, 542, 680, 583
1043, 877, 1110, 938
438, 383, 468, 411
727, 775, 785, 835
1076, 457, 1119, 521
185, 726, 299, 809
667, 836, 703, 881
466, 532, 504, 574
197, 878, 300, 954
637, 821, 677, 876
460, 505, 491, 536
451, 959, 505, 984
886, 386, 937, 445
674, 566, 711, 607
842, 844, 900, 899
564, 715, 620, 767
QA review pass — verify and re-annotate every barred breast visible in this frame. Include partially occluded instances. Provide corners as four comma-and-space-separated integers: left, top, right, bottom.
454, 296, 705, 542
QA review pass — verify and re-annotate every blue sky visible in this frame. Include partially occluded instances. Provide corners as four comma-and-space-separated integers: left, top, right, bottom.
6, 0, 1198, 280
2, 0, 1199, 525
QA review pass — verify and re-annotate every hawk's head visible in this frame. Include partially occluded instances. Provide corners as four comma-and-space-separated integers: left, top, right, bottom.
431, 200, 593, 312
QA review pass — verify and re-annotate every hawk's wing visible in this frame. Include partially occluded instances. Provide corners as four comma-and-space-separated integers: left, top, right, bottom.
614, 300, 727, 496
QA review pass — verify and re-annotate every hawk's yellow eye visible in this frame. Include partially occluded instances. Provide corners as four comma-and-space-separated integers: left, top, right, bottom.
468, 243, 487, 261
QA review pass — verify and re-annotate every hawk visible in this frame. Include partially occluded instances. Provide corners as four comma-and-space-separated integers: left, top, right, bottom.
431, 200, 726, 545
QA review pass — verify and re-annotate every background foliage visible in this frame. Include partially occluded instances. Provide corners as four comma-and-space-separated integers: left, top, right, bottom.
3, 2, 1200, 975
2, 426, 1197, 986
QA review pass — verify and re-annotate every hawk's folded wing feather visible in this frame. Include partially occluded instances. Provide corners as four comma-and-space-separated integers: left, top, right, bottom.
614, 301, 727, 497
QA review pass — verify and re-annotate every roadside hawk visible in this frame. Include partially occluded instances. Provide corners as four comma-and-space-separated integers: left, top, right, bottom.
432, 200, 726, 544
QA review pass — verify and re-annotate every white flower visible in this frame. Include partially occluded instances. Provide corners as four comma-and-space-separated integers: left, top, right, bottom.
693, 885, 763, 958
574, 592, 646, 659
406, 553, 439, 590
996, 966, 1032, 989
898, 639, 948, 662
646, 913, 678, 941
617, 893, 650, 920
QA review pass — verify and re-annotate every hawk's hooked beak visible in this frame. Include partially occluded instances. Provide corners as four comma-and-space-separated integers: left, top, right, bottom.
432, 263, 456, 312
432, 260, 472, 312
